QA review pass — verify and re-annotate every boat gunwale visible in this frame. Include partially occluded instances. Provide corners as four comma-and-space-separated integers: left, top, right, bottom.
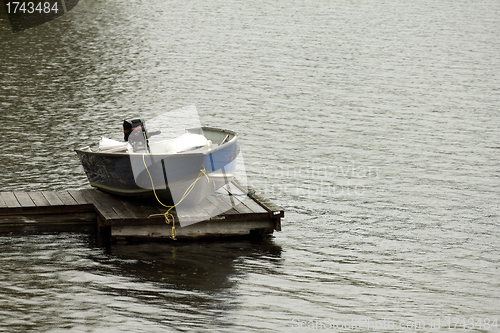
74, 126, 238, 157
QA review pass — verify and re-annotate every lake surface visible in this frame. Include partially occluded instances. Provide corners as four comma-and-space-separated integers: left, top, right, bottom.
1, 0, 499, 331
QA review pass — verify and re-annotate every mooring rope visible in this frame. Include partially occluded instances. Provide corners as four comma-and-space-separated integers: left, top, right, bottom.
142, 152, 209, 240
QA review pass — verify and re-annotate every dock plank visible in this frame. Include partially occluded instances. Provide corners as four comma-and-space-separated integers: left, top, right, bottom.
56, 191, 79, 206
68, 190, 91, 205
121, 201, 174, 225
117, 199, 147, 219
240, 196, 268, 214
176, 204, 210, 224
42, 192, 65, 206
211, 193, 241, 217
220, 182, 267, 214
197, 197, 225, 219
217, 189, 254, 216
231, 180, 283, 216
96, 196, 172, 226
225, 195, 270, 218
0, 192, 20, 208
81, 190, 120, 221
219, 187, 258, 215
249, 192, 284, 217
108, 197, 137, 220
232, 201, 254, 215
14, 192, 36, 208
0, 193, 7, 208
205, 194, 233, 214
28, 192, 50, 207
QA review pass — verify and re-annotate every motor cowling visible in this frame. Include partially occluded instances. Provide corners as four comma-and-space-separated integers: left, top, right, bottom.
123, 118, 147, 152
123, 118, 161, 152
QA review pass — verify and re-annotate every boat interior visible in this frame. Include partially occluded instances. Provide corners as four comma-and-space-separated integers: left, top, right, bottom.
86, 127, 237, 155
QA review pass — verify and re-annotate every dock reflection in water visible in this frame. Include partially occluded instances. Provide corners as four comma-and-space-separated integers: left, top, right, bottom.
107, 240, 283, 292
0, 230, 283, 332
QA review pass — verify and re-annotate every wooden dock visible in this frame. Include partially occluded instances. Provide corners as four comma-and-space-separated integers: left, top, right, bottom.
0, 181, 283, 241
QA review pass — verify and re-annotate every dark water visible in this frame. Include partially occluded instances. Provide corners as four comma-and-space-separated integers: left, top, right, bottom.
1, 0, 499, 332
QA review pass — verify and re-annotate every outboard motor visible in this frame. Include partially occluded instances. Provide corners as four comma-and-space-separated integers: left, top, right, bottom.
123, 118, 161, 152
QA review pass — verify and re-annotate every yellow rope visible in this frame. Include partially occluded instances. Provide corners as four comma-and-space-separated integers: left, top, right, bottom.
142, 153, 209, 240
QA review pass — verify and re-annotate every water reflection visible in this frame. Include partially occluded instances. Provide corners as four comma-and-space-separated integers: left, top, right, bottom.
97, 239, 283, 331
0, 2, 158, 193
0, 230, 283, 332
105, 239, 283, 292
